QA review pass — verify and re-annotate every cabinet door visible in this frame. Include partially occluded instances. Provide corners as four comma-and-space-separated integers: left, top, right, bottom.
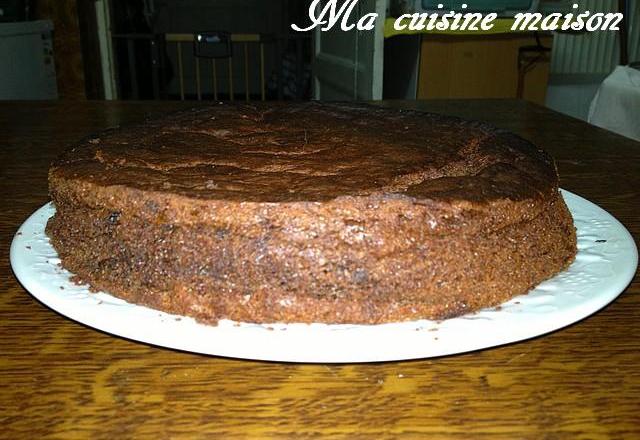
312, 0, 385, 100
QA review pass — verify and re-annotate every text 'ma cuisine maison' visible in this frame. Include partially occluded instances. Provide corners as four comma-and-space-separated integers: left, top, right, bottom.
292, 1, 624, 33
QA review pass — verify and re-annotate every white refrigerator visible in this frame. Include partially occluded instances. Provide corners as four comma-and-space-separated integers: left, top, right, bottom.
0, 19, 57, 99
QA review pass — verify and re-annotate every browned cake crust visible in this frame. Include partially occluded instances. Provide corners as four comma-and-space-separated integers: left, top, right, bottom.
46, 102, 577, 324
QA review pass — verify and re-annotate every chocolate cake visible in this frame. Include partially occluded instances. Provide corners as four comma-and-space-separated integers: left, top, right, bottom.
46, 102, 577, 324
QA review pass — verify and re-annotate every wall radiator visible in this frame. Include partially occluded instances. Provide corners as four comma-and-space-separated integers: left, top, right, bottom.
550, 0, 639, 76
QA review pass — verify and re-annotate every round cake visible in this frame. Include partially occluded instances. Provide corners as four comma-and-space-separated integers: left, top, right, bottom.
46, 102, 577, 324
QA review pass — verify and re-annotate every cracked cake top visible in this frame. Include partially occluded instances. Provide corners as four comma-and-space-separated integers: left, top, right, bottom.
50, 102, 556, 204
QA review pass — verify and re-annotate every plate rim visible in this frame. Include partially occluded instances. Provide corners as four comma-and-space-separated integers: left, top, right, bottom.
10, 189, 638, 363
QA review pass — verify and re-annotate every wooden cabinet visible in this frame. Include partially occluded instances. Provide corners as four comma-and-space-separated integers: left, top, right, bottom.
417, 33, 552, 104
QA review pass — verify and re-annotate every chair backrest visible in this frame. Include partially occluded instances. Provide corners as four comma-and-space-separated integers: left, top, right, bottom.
111, 31, 311, 101
166, 33, 266, 101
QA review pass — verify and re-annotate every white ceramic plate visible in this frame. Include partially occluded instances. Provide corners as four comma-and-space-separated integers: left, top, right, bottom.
10, 190, 638, 363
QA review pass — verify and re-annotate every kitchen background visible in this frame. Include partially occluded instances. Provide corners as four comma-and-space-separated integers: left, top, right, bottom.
0, 0, 638, 137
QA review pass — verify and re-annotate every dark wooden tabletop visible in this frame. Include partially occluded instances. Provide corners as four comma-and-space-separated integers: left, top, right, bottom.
1, 99, 638, 439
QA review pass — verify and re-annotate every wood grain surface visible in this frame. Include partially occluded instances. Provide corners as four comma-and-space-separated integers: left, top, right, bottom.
1, 100, 638, 439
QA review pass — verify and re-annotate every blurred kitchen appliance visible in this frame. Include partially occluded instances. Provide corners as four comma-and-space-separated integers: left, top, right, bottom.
0, 19, 57, 100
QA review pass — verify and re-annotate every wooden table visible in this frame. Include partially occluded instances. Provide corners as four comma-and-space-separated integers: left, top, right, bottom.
1, 100, 638, 439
